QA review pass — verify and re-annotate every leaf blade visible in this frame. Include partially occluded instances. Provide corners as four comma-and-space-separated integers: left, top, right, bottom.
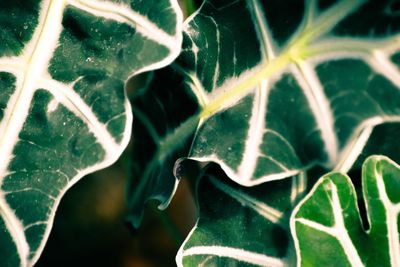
0, 0, 183, 265
181, 0, 400, 183
291, 155, 400, 267
177, 167, 305, 266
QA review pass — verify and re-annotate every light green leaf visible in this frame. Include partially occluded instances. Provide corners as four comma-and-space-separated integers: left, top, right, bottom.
0, 0, 182, 266
291, 155, 400, 267
177, 167, 306, 266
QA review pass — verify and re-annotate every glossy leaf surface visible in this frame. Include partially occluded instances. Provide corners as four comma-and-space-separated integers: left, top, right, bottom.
182, 0, 400, 185
292, 156, 400, 267
176, 167, 306, 266
0, 0, 182, 265
130, 0, 400, 222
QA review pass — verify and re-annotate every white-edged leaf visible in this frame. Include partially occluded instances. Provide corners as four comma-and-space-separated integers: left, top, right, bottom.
177, 166, 306, 266
180, 0, 400, 185
0, 1, 182, 266
291, 155, 400, 267
128, 0, 400, 228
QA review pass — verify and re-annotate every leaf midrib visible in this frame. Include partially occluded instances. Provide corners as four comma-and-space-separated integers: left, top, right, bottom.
142, 0, 365, 185
199, 0, 363, 119
0, 0, 66, 176
0, 1, 67, 264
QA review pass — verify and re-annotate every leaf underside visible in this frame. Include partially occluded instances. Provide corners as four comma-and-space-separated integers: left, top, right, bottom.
0, 0, 182, 266
128, 68, 198, 227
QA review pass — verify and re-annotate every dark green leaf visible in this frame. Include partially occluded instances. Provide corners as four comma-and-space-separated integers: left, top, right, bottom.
128, 68, 199, 227
177, 166, 306, 266
0, 1, 183, 265
129, 0, 400, 226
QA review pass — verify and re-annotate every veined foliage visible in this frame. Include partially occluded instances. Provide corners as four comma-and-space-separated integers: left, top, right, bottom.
2, 0, 398, 265
0, 0, 182, 266
129, 0, 400, 224
292, 156, 400, 267
183, 0, 400, 185
176, 166, 305, 266
128, 0, 400, 266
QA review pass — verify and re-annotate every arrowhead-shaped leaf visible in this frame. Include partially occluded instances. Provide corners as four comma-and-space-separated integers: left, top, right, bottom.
129, 0, 400, 222
291, 155, 400, 267
176, 167, 306, 266
182, 0, 400, 184
0, 1, 182, 265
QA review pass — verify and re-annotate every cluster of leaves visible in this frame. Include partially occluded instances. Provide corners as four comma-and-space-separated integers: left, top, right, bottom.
0, 0, 400, 266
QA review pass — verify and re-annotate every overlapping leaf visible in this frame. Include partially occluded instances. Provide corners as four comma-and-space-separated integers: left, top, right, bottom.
292, 156, 400, 267
0, 0, 182, 266
182, 0, 400, 183
176, 167, 305, 266
129, 0, 400, 223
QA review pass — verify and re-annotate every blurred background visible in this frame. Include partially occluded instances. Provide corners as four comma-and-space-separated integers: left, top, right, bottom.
36, 154, 197, 267
36, 1, 204, 266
